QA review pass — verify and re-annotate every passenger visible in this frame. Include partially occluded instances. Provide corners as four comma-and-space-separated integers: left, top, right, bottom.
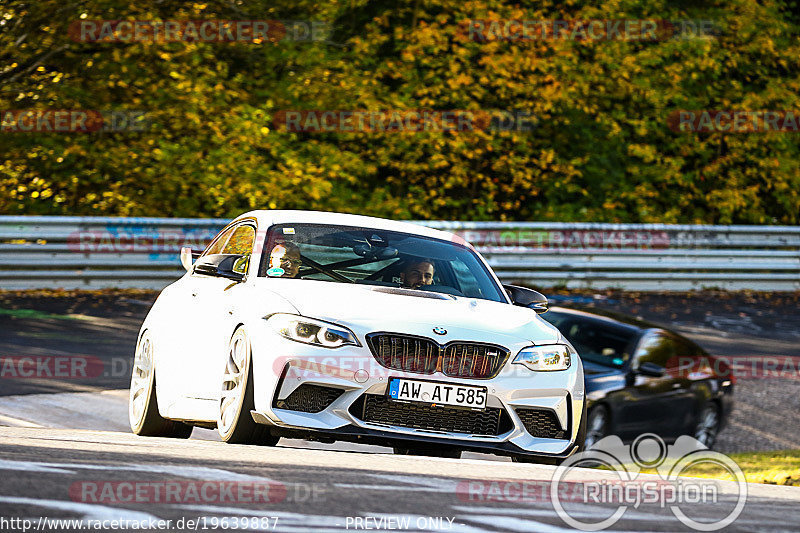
267, 242, 302, 278
400, 258, 435, 289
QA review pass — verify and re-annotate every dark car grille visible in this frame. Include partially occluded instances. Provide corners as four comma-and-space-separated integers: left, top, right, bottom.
350, 394, 513, 436
274, 384, 344, 413
366, 333, 509, 379
516, 408, 567, 439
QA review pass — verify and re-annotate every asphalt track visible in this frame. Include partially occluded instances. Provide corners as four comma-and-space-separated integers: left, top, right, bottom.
2, 291, 800, 531
1, 426, 800, 532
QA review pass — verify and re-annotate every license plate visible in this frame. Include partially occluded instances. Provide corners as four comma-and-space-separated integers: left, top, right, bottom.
388, 378, 487, 409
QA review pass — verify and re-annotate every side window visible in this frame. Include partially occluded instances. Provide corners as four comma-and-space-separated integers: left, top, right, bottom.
222, 225, 256, 274
634, 334, 677, 369
203, 226, 235, 257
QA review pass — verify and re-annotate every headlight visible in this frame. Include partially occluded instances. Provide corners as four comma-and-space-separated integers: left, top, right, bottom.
513, 344, 572, 371
265, 313, 360, 348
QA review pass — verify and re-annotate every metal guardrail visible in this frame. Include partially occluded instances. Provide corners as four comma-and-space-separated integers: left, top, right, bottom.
0, 216, 798, 291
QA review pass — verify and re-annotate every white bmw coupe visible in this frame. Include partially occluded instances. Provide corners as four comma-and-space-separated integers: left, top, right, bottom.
129, 210, 586, 462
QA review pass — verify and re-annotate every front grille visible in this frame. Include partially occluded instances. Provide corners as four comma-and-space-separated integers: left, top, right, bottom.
350, 394, 513, 436
274, 384, 344, 413
366, 333, 509, 379
369, 334, 439, 374
441, 343, 508, 378
516, 408, 567, 439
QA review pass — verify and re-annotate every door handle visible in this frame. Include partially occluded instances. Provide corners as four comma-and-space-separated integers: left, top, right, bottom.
672, 383, 681, 388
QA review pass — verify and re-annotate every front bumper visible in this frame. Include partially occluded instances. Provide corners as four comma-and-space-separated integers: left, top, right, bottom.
248, 325, 585, 458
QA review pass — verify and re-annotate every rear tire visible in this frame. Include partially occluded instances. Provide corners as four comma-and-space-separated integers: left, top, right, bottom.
218, 327, 279, 446
129, 331, 193, 438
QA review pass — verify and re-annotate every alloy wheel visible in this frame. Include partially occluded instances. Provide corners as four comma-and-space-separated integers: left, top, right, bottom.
219, 331, 248, 434
129, 334, 153, 426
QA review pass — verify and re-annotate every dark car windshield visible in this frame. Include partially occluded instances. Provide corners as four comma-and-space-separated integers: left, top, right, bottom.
259, 223, 507, 302
544, 311, 638, 369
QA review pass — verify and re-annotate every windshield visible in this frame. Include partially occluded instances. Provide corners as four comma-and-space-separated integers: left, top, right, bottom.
259, 223, 506, 303
544, 311, 638, 369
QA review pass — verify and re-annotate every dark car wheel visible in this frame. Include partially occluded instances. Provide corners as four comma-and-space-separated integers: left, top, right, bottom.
584, 405, 609, 449
694, 402, 721, 449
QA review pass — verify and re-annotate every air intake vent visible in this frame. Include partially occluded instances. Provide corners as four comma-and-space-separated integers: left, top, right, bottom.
516, 408, 567, 439
274, 384, 344, 413
350, 394, 513, 436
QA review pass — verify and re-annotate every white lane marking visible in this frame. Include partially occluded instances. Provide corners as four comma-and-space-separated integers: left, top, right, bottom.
0, 413, 44, 428
0, 495, 158, 522
364, 473, 456, 491
0, 459, 75, 474
333, 483, 446, 492
452, 504, 667, 522
0, 459, 275, 482
460, 514, 601, 533
456, 504, 781, 528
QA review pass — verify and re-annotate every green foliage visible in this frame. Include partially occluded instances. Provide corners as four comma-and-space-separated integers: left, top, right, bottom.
1, 0, 798, 223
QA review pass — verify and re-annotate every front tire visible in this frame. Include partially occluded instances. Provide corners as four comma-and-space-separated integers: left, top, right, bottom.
694, 402, 721, 449
129, 331, 193, 438
218, 327, 279, 445
584, 404, 608, 450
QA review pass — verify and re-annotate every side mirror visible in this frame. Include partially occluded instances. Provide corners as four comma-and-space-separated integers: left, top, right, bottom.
637, 362, 666, 378
180, 247, 195, 271
504, 284, 548, 314
193, 254, 245, 282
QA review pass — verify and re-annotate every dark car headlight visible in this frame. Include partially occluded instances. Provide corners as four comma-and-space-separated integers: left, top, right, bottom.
265, 313, 359, 348
513, 344, 573, 371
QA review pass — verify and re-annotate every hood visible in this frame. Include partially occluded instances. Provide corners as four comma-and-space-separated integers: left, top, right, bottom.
253, 278, 560, 345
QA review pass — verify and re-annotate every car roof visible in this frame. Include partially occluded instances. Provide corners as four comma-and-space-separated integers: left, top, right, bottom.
548, 305, 704, 350
232, 210, 462, 244
547, 305, 657, 332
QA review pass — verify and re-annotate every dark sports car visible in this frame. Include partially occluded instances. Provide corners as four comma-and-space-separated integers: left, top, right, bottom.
544, 306, 734, 449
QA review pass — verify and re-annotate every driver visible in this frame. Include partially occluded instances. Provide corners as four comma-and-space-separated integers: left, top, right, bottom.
400, 258, 435, 289
267, 242, 302, 278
